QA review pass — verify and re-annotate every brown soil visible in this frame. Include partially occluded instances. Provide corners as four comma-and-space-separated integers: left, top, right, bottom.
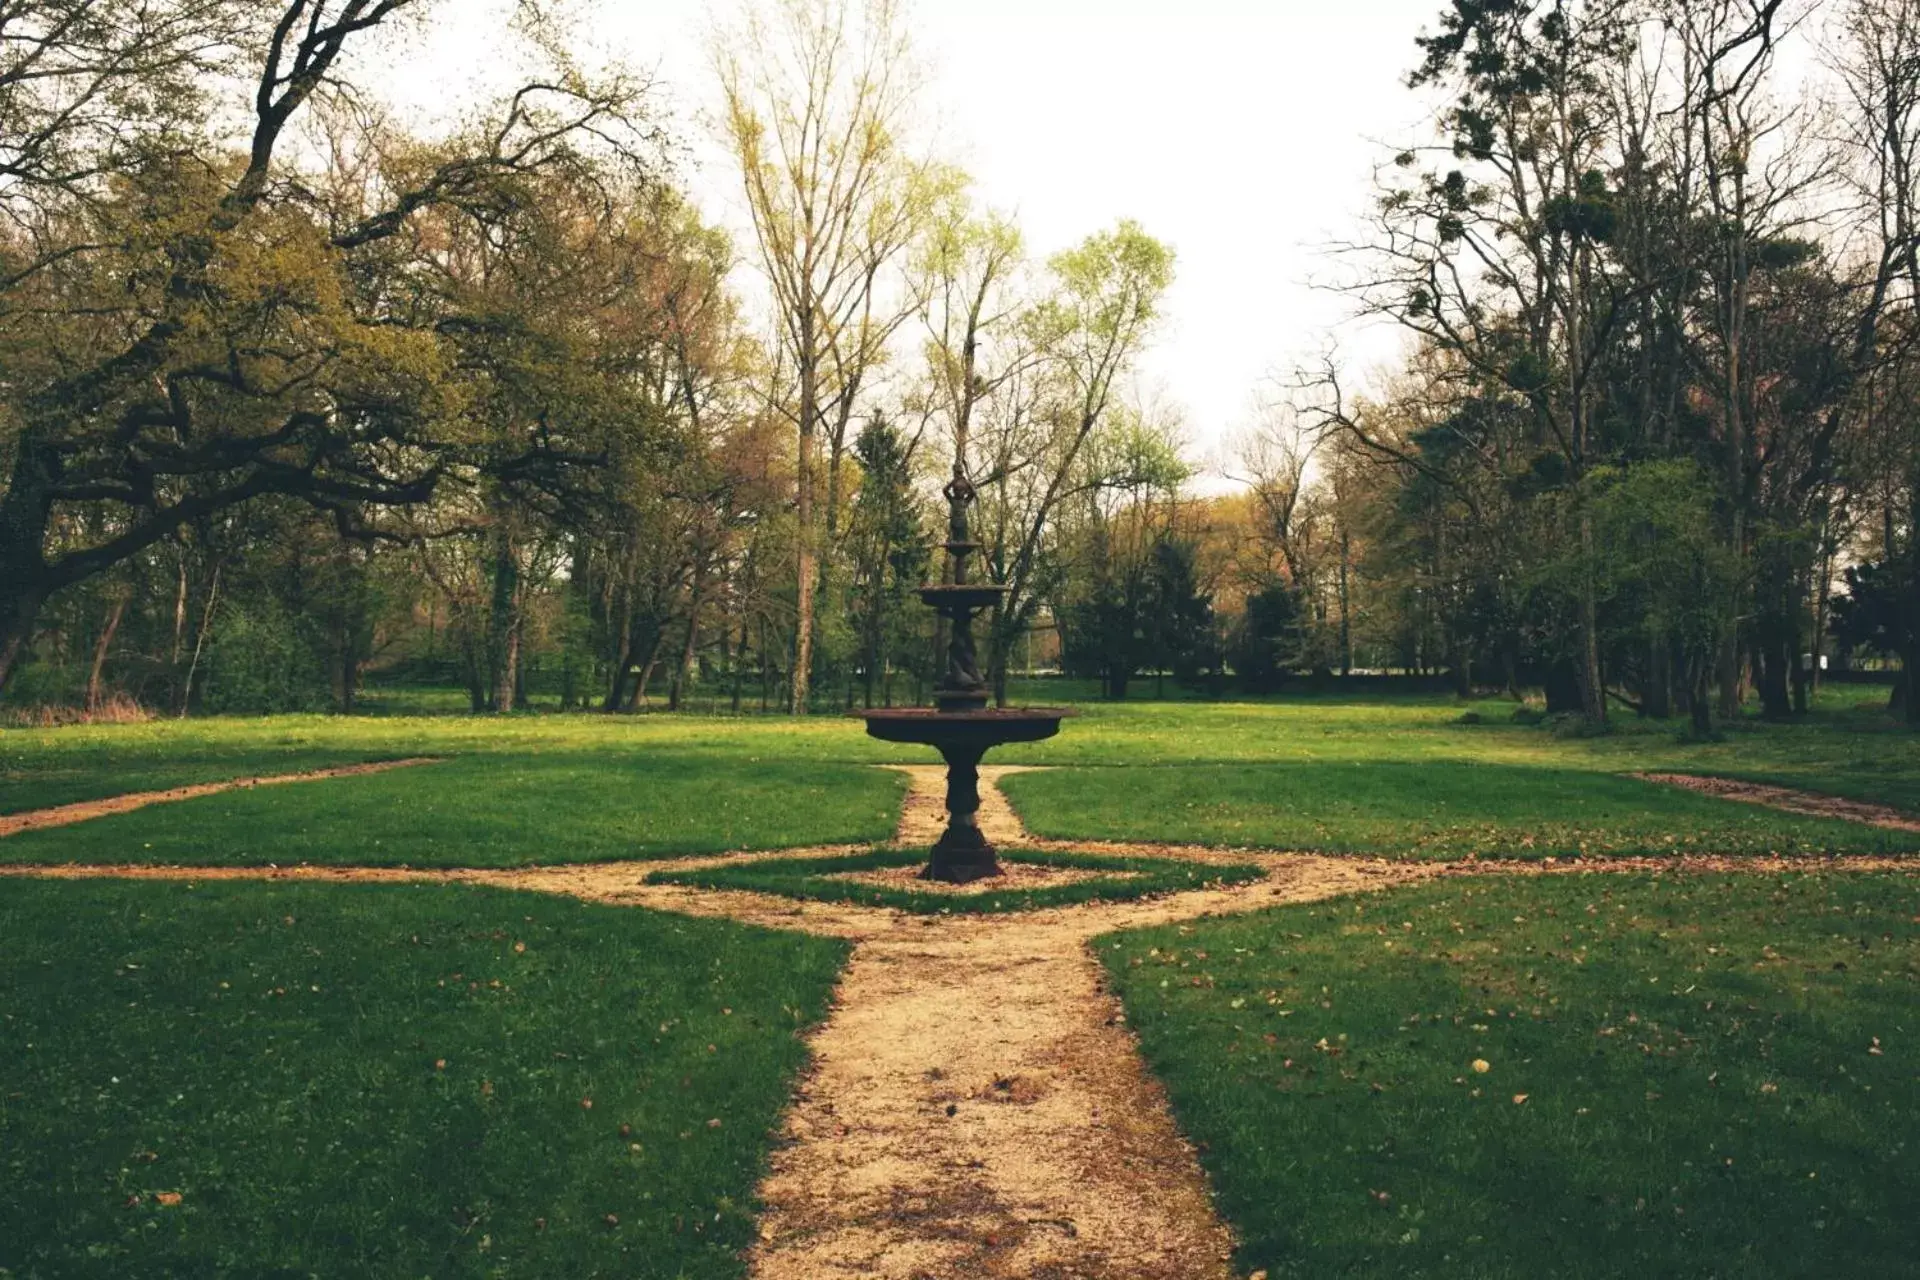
1635, 772, 1920, 832
0, 758, 442, 839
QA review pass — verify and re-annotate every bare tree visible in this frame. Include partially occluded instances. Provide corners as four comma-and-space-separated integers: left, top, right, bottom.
712, 0, 930, 712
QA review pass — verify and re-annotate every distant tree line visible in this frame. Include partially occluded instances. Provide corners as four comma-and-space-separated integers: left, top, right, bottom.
1, 0, 1913, 725
1246, 0, 1919, 731
0, 0, 1181, 716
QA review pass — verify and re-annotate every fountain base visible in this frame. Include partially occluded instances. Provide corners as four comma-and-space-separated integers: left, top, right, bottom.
859, 707, 1070, 883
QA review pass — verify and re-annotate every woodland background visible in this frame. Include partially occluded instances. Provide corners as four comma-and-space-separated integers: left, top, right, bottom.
1, 0, 1914, 730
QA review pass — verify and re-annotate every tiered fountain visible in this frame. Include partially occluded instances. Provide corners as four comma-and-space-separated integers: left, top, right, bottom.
859, 459, 1069, 883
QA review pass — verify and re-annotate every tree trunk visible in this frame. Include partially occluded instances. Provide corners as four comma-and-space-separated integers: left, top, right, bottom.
731, 615, 748, 714
1644, 635, 1673, 719
1689, 655, 1714, 739
488, 528, 519, 714
1809, 529, 1833, 695
1754, 545, 1796, 720
172, 555, 189, 666
461, 617, 488, 712
1338, 526, 1354, 676
1543, 660, 1582, 715
179, 566, 222, 717
0, 426, 59, 696
501, 619, 521, 714
791, 358, 818, 715
340, 644, 358, 715
1576, 506, 1607, 724
670, 563, 707, 714
0, 572, 46, 697
629, 627, 670, 712
86, 591, 129, 711
603, 601, 635, 712
1906, 480, 1920, 725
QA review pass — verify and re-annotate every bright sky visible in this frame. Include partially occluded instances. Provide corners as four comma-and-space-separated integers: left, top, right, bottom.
403, 0, 1452, 465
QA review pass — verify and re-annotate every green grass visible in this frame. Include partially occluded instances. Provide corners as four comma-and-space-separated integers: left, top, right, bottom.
0, 739, 399, 815
0, 755, 904, 867
4, 688, 1914, 865
0, 878, 846, 1279
1100, 871, 1920, 1278
647, 847, 1264, 914
1001, 762, 1920, 859
0, 712, 912, 816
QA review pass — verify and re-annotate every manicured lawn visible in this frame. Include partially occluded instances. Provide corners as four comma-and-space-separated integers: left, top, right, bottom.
0, 879, 846, 1279
1001, 762, 1920, 859
1004, 686, 1920, 805
0, 712, 909, 816
0, 739, 398, 815
647, 847, 1263, 914
9, 683, 1917, 812
6, 688, 1915, 848
1101, 871, 1920, 1278
0, 755, 904, 867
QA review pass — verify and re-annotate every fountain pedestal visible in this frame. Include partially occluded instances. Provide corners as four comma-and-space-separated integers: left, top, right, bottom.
856, 474, 1070, 883
860, 708, 1066, 881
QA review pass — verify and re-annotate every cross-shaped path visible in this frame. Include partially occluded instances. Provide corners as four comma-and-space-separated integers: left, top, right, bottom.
5, 763, 1918, 1277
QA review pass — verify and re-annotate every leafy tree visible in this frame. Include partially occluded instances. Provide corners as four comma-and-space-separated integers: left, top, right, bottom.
847, 414, 930, 705
0, 0, 653, 694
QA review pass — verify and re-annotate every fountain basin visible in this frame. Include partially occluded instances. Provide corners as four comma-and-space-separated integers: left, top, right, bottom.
860, 706, 1068, 751
859, 707, 1072, 882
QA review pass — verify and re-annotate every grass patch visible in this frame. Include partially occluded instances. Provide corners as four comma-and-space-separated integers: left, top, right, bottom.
1101, 871, 1920, 1278
0, 713, 912, 816
1002, 762, 1920, 858
0, 742, 397, 815
648, 847, 1263, 914
0, 755, 904, 867
0, 878, 845, 1279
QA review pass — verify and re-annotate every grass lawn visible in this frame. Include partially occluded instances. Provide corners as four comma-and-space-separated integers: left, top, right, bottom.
9, 682, 1917, 808
0, 755, 904, 867
647, 847, 1263, 914
1101, 871, 1920, 1278
6, 686, 1915, 853
1001, 761, 1920, 859
0, 879, 846, 1279
0, 712, 913, 816
3, 687, 1914, 866
0, 737, 401, 815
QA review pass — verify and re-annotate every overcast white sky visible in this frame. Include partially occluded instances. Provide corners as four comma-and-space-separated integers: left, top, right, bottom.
402, 0, 1457, 464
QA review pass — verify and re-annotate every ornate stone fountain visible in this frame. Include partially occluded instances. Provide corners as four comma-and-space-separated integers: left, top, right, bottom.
859, 461, 1069, 882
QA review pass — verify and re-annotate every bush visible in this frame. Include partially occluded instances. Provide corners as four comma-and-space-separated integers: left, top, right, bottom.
198, 602, 331, 713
